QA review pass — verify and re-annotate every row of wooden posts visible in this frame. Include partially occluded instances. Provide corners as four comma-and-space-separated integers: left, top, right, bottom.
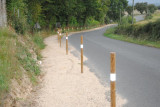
57, 29, 116, 107
61, 25, 102, 31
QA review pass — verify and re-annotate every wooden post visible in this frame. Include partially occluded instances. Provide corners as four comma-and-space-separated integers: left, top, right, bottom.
66, 32, 68, 55
110, 52, 116, 107
81, 36, 83, 73
57, 31, 60, 42
60, 33, 61, 47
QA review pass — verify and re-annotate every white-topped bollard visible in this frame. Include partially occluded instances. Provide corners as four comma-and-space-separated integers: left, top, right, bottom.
60, 33, 62, 47
66, 32, 68, 55
81, 36, 83, 73
110, 52, 116, 107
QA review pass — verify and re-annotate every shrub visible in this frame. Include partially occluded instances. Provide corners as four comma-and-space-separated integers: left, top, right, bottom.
12, 16, 29, 34
33, 34, 45, 50
118, 16, 136, 28
148, 4, 157, 14
104, 16, 110, 24
85, 17, 100, 27
116, 19, 160, 41
145, 13, 153, 20
68, 16, 78, 27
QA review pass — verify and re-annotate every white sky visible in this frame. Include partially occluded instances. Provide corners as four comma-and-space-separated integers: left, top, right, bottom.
128, 0, 160, 6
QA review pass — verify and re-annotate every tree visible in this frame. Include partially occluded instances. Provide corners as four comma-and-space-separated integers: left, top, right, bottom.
135, 2, 147, 14
108, 0, 128, 21
132, 0, 134, 24
0, 0, 7, 27
148, 4, 157, 14
27, 0, 42, 24
5, 0, 111, 30
126, 6, 132, 15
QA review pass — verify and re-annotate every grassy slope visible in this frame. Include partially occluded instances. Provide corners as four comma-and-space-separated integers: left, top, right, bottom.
0, 28, 55, 103
104, 11, 160, 48
0, 29, 21, 98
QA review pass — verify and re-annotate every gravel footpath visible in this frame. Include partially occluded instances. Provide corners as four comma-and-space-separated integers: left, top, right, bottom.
32, 28, 127, 107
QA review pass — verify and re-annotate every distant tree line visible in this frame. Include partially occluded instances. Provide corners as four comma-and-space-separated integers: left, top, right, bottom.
126, 2, 157, 16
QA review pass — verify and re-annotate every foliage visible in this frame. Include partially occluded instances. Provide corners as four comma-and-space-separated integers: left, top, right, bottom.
85, 17, 100, 27
135, 2, 148, 14
126, 6, 133, 15
136, 11, 160, 25
0, 28, 45, 103
5, 0, 130, 30
0, 28, 20, 100
108, 0, 128, 21
68, 16, 78, 27
5, 0, 113, 30
118, 16, 136, 27
148, 4, 157, 14
116, 19, 160, 41
33, 33, 46, 50
116, 11, 160, 41
27, 0, 42, 24
104, 16, 111, 24
145, 13, 153, 20
104, 29, 160, 48
6, 0, 29, 34
16, 41, 41, 79
40, 0, 110, 28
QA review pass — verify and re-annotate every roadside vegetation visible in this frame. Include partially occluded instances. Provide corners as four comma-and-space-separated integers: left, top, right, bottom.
0, 27, 54, 105
104, 10, 160, 48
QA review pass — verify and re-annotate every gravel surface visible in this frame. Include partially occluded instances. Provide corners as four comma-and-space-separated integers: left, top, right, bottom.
32, 34, 127, 107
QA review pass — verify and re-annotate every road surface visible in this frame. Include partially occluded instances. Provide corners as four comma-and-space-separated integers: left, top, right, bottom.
134, 15, 145, 22
66, 25, 160, 107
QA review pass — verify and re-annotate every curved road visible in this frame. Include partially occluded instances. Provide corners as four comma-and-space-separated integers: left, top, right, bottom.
134, 15, 145, 22
67, 25, 160, 107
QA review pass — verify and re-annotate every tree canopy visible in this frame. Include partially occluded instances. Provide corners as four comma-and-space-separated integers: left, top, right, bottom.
126, 6, 133, 15
135, 2, 148, 14
108, 0, 128, 21
3, 0, 130, 33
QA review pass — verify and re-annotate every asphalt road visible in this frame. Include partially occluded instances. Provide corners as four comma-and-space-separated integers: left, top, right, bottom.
67, 25, 160, 107
134, 15, 145, 22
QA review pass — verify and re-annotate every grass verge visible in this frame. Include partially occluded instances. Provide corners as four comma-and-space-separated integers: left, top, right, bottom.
104, 28, 160, 48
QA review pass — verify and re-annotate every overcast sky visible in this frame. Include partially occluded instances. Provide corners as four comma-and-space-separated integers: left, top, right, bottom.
128, 0, 160, 6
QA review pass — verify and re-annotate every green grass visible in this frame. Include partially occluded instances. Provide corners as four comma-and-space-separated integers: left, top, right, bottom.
0, 28, 21, 99
16, 41, 41, 84
104, 28, 160, 48
0, 28, 45, 103
135, 10, 160, 25
33, 34, 46, 50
